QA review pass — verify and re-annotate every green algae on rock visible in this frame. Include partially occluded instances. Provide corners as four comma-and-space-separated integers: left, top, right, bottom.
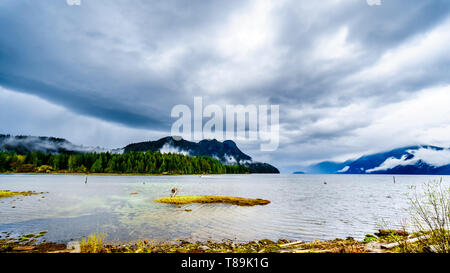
155, 196, 270, 206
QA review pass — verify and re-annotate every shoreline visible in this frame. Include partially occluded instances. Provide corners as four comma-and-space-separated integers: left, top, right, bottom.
0, 229, 429, 253
0, 172, 252, 176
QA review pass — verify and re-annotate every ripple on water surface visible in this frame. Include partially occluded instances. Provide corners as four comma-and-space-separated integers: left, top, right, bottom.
0, 174, 447, 243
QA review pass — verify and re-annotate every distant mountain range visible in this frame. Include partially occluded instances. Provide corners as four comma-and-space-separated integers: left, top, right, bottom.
6, 134, 450, 175
0, 134, 120, 154
0, 134, 279, 174
303, 145, 450, 175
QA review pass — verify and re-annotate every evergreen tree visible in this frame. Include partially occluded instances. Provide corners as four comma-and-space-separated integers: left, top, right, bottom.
91, 158, 103, 173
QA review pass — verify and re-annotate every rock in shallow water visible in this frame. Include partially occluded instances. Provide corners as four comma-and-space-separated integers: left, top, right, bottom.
66, 241, 81, 253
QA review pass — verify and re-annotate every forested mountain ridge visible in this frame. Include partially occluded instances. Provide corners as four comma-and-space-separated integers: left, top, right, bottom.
0, 134, 279, 174
124, 137, 279, 173
124, 137, 252, 163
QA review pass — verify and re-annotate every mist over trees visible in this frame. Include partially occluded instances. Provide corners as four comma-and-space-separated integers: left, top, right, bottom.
0, 151, 249, 175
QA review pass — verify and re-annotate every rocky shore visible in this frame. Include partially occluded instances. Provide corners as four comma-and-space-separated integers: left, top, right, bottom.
0, 229, 434, 254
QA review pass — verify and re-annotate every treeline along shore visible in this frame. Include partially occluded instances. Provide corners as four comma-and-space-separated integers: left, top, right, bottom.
0, 151, 249, 175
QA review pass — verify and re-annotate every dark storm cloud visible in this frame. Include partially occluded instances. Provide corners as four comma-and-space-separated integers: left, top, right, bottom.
1, 0, 450, 172
0, 0, 245, 127
0, 73, 165, 129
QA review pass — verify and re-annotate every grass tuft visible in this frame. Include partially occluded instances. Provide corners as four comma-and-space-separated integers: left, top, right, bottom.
80, 233, 106, 253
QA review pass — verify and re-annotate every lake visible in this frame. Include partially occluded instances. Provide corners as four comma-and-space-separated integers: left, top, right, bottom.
0, 174, 447, 244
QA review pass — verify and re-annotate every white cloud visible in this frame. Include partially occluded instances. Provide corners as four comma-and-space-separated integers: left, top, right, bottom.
313, 26, 360, 61
159, 143, 189, 156
186, 0, 286, 95
346, 17, 450, 85
353, 85, 450, 150
366, 147, 450, 173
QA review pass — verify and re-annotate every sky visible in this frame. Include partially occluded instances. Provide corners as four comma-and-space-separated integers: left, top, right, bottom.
1, 0, 450, 173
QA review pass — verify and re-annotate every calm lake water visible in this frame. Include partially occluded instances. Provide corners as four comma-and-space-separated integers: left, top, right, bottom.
0, 174, 448, 244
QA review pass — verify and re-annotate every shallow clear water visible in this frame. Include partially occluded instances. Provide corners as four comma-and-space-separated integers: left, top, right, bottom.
0, 174, 447, 244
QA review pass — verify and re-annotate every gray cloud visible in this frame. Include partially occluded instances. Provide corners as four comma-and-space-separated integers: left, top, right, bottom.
1, 0, 450, 173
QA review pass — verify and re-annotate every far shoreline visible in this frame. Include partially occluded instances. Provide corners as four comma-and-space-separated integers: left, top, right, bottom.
0, 172, 257, 176
2, 172, 450, 177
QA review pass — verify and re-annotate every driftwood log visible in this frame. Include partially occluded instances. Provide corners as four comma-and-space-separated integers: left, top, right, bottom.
279, 241, 304, 248
380, 235, 429, 249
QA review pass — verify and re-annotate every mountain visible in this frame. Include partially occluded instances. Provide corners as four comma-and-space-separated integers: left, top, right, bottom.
305, 145, 450, 174
0, 134, 279, 174
124, 137, 280, 174
124, 137, 252, 163
304, 160, 353, 174
0, 134, 119, 154
244, 162, 280, 174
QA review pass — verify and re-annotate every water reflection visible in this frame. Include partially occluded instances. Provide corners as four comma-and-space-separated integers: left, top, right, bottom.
0, 174, 448, 244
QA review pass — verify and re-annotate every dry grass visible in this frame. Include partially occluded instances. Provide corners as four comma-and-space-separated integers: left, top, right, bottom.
155, 196, 270, 206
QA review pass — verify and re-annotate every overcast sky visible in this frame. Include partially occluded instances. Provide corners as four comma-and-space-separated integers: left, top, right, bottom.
1, 0, 450, 173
